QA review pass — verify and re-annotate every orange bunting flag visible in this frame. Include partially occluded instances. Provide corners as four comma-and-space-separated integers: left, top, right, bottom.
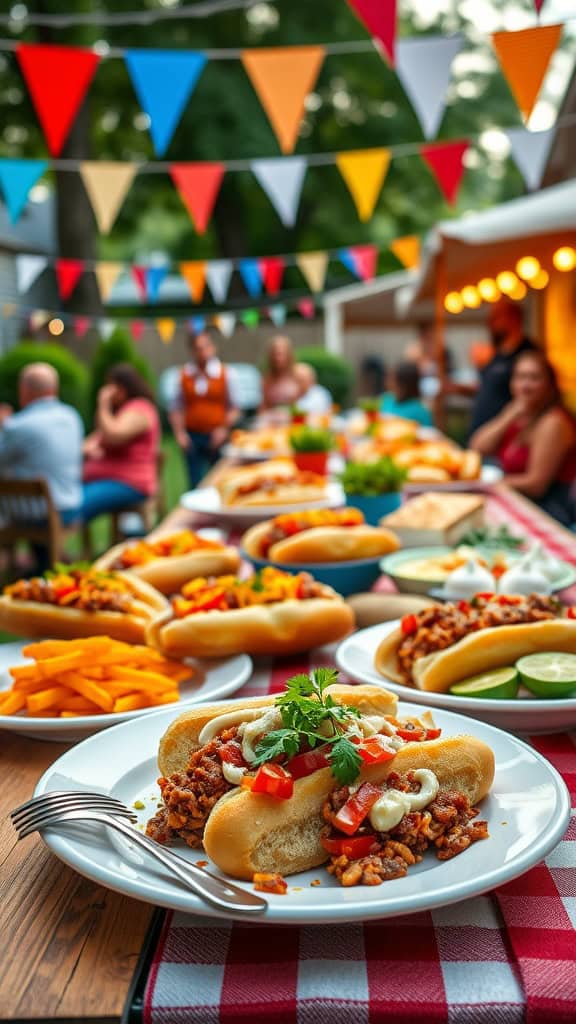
156, 318, 176, 344
170, 163, 225, 234
390, 235, 420, 269
16, 44, 100, 157
95, 262, 123, 303
241, 46, 325, 154
80, 162, 137, 234
296, 251, 329, 293
180, 261, 207, 303
491, 24, 562, 120
55, 258, 84, 300
336, 149, 390, 222
421, 141, 468, 205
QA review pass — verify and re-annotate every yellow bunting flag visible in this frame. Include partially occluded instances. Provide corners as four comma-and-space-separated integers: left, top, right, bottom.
241, 46, 325, 154
336, 149, 391, 222
390, 235, 420, 269
156, 318, 176, 344
491, 23, 562, 120
296, 252, 329, 293
94, 262, 123, 303
79, 162, 137, 234
180, 261, 206, 304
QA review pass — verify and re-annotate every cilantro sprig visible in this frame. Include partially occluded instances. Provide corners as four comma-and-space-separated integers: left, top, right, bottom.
252, 668, 363, 786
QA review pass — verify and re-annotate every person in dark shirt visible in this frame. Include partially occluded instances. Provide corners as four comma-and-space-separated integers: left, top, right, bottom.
467, 298, 535, 437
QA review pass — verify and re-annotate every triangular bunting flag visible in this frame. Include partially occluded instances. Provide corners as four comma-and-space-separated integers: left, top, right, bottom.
30, 310, 49, 331
396, 36, 463, 139
79, 162, 137, 234
16, 254, 47, 293
269, 304, 287, 327
241, 309, 260, 328
297, 298, 315, 319
206, 259, 233, 303
130, 320, 145, 343
421, 141, 469, 204
180, 261, 206, 303
534, 0, 546, 11
336, 149, 390, 221
346, 0, 397, 65
73, 316, 91, 339
390, 235, 420, 269
506, 126, 555, 190
251, 157, 307, 227
190, 315, 206, 333
296, 252, 329, 293
95, 262, 122, 303
491, 24, 562, 120
156, 318, 176, 344
132, 266, 147, 301
147, 265, 168, 303
55, 258, 84, 301
124, 50, 207, 156
259, 256, 285, 296
100, 319, 116, 340
241, 46, 325, 154
214, 313, 236, 338
170, 163, 225, 234
0, 159, 46, 223
16, 44, 99, 156
239, 258, 263, 298
340, 245, 378, 280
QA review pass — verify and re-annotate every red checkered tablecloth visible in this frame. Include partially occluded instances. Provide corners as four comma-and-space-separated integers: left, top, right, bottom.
143, 488, 576, 1023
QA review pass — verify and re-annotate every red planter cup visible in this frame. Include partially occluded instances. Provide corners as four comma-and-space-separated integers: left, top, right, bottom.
291, 413, 306, 425
293, 451, 329, 475
364, 410, 380, 424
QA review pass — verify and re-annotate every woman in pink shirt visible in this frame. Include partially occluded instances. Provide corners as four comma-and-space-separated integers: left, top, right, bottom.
82, 363, 160, 522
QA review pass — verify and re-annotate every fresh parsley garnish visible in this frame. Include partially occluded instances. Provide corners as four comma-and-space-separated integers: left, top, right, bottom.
252, 667, 363, 785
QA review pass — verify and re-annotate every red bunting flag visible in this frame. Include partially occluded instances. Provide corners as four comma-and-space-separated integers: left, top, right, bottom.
259, 256, 285, 295
534, 1, 546, 12
351, 244, 379, 281
346, 0, 397, 64
55, 258, 84, 300
170, 163, 225, 234
130, 320, 145, 343
16, 44, 100, 157
297, 297, 315, 319
421, 141, 468, 205
131, 266, 147, 301
73, 316, 90, 339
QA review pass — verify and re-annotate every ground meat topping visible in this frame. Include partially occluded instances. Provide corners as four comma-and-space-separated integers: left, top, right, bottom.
5, 573, 136, 614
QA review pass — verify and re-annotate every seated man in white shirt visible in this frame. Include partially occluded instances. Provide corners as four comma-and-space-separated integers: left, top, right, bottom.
0, 362, 84, 527
295, 364, 333, 415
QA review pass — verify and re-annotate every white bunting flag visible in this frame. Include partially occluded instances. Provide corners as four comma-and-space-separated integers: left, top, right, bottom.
29, 309, 49, 331
396, 35, 463, 139
206, 260, 233, 303
215, 313, 236, 338
251, 157, 307, 227
506, 126, 555, 191
16, 254, 48, 294
100, 319, 116, 341
269, 304, 287, 327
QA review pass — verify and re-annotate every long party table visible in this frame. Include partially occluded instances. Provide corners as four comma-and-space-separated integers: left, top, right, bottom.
1, 482, 575, 1023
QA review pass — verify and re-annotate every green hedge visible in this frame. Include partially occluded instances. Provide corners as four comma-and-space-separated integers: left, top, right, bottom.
89, 327, 155, 418
295, 346, 354, 409
0, 342, 89, 422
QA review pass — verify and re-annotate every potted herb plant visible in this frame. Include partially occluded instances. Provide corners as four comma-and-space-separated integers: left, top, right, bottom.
290, 426, 334, 475
338, 457, 407, 523
289, 403, 307, 425
359, 397, 381, 425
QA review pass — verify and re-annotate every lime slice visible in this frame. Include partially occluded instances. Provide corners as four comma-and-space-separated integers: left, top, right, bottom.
516, 652, 576, 698
449, 667, 519, 700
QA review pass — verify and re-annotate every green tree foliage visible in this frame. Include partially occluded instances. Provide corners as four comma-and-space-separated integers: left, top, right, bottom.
0, 342, 89, 420
88, 327, 155, 417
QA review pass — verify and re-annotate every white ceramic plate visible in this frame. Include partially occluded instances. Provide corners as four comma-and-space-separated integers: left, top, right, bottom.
180, 482, 346, 523
336, 621, 576, 733
404, 464, 503, 493
34, 701, 569, 924
0, 642, 252, 741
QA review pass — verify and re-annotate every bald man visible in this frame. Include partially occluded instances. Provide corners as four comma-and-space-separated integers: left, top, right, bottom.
0, 362, 83, 523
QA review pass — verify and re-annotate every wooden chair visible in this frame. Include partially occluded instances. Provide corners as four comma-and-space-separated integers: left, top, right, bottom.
0, 478, 77, 572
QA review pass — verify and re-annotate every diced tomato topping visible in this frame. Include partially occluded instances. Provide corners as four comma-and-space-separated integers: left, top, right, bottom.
356, 736, 397, 765
425, 727, 442, 740
568, 607, 576, 620
497, 594, 522, 605
396, 726, 425, 742
253, 872, 288, 894
401, 613, 418, 636
333, 782, 383, 836
53, 584, 77, 601
218, 742, 246, 767
475, 592, 495, 601
285, 744, 331, 779
457, 600, 470, 613
244, 763, 294, 800
321, 833, 377, 859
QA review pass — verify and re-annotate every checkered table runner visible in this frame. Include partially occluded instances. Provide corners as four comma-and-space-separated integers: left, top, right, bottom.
143, 490, 576, 1023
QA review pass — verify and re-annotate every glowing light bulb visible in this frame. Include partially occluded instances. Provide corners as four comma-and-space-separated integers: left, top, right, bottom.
48, 317, 64, 336
444, 291, 464, 314
553, 247, 576, 271
508, 280, 527, 301
530, 269, 549, 290
496, 271, 518, 294
478, 278, 500, 302
461, 285, 481, 308
516, 256, 541, 281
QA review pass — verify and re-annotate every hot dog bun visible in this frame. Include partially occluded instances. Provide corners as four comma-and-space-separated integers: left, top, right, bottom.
218, 459, 327, 507
94, 541, 241, 595
0, 572, 168, 643
242, 522, 400, 563
375, 618, 576, 692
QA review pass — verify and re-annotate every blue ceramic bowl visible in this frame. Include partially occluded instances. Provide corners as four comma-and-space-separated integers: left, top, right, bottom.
344, 491, 402, 525
241, 550, 383, 597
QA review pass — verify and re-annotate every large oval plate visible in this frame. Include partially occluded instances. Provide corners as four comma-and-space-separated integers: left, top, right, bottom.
180, 482, 345, 523
34, 701, 569, 924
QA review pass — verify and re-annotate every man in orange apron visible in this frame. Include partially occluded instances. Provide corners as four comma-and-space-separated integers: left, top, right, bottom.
169, 331, 238, 487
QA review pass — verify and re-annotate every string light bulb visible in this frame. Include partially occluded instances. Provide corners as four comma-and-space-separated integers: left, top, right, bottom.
461, 285, 481, 308
530, 269, 549, 290
48, 318, 64, 336
552, 247, 576, 272
496, 271, 518, 294
508, 280, 527, 301
516, 256, 540, 281
478, 278, 500, 302
444, 291, 464, 314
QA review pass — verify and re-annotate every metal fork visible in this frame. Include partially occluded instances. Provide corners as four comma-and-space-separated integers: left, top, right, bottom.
11, 791, 268, 915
